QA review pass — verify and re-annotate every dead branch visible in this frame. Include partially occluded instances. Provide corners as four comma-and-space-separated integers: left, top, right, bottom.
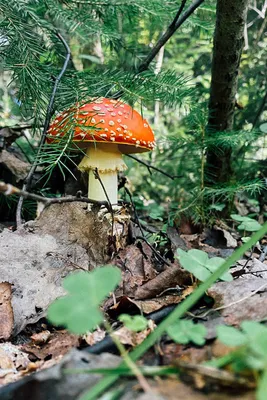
16, 32, 71, 227
127, 155, 182, 180
135, 235, 171, 267
138, 0, 204, 73
0, 181, 109, 211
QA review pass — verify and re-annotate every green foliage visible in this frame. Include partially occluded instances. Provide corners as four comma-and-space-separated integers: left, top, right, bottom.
176, 249, 233, 282
231, 214, 262, 232
47, 266, 121, 334
216, 321, 267, 400
51, 224, 267, 400
1, 0, 266, 227
118, 314, 148, 332
167, 319, 207, 346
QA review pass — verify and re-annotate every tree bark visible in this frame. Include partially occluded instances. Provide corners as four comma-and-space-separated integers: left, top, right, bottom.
205, 0, 249, 184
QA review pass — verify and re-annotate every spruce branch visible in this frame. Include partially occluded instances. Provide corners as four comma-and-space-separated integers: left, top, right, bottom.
138, 0, 205, 73
16, 32, 71, 227
169, 0, 188, 29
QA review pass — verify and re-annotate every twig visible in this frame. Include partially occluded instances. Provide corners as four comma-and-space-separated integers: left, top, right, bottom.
169, 0, 188, 28
138, 0, 204, 73
93, 169, 114, 233
127, 154, 182, 180
93, 169, 113, 212
124, 186, 145, 236
113, 0, 203, 100
16, 32, 71, 227
124, 187, 170, 266
135, 235, 171, 266
0, 181, 109, 210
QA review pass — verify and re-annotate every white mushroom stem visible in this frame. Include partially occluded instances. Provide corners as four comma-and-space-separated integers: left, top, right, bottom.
78, 143, 127, 205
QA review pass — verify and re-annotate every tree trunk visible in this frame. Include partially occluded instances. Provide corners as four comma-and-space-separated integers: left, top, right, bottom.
205, 0, 249, 184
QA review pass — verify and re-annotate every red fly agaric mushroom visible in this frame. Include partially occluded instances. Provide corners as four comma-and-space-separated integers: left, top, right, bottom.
47, 98, 155, 205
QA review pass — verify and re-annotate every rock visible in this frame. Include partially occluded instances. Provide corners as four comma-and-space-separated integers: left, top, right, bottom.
0, 228, 89, 334
0, 349, 121, 400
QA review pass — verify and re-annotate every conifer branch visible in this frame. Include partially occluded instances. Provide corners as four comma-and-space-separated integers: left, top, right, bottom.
16, 32, 71, 227
138, 0, 205, 73
169, 0, 188, 29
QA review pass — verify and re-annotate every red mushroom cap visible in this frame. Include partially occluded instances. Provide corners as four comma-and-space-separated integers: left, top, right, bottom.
47, 98, 155, 154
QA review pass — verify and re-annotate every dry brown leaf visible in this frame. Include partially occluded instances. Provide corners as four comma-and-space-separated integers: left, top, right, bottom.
30, 330, 51, 345
0, 150, 31, 181
135, 289, 193, 314
21, 330, 79, 360
0, 343, 30, 386
208, 277, 267, 326
106, 296, 143, 319
211, 340, 236, 358
176, 362, 255, 392
0, 282, 14, 340
154, 377, 254, 400
163, 343, 210, 366
113, 244, 158, 297
213, 226, 238, 248
84, 328, 106, 346
113, 320, 156, 347
135, 263, 191, 300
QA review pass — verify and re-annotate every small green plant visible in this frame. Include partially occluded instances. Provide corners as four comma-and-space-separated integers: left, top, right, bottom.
214, 321, 267, 400
231, 214, 262, 232
176, 249, 233, 282
167, 319, 207, 346
47, 266, 121, 334
58, 223, 267, 399
118, 314, 148, 332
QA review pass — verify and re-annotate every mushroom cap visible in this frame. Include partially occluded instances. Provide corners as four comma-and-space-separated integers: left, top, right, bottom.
47, 98, 155, 154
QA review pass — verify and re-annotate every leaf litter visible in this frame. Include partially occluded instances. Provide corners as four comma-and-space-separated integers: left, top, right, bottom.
0, 205, 267, 400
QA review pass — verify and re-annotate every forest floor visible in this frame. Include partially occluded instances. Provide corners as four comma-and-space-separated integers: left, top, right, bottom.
0, 196, 266, 400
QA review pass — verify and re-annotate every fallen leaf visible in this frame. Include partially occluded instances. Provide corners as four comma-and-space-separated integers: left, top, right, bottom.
21, 330, 80, 360
214, 227, 238, 248
0, 282, 14, 340
113, 244, 158, 297
208, 276, 267, 326
162, 343, 210, 366
135, 289, 194, 314
84, 328, 106, 346
0, 349, 121, 399
176, 362, 255, 392
135, 263, 191, 300
113, 320, 156, 347
0, 150, 30, 181
30, 330, 51, 345
106, 296, 143, 319
0, 343, 30, 386
0, 228, 89, 334
156, 377, 254, 400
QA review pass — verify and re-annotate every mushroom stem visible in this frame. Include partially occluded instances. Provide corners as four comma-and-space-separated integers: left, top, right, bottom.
78, 143, 127, 205
89, 169, 118, 204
